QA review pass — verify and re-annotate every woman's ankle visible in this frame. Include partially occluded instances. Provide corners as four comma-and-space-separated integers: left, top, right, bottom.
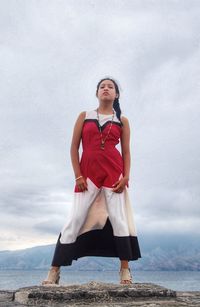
51, 266, 60, 272
120, 260, 129, 270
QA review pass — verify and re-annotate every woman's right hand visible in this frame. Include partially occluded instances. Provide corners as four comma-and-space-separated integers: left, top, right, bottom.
76, 176, 88, 192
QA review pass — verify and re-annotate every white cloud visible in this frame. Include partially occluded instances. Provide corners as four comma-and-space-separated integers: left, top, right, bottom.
0, 0, 200, 250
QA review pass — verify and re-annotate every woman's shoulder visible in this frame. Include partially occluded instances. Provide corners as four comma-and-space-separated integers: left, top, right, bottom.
76, 109, 97, 121
76, 111, 86, 120
84, 109, 97, 119
120, 114, 129, 125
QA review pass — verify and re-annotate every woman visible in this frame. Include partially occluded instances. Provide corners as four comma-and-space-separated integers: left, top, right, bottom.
42, 77, 141, 285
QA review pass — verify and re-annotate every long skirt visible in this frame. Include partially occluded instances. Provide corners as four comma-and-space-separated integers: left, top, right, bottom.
51, 177, 141, 266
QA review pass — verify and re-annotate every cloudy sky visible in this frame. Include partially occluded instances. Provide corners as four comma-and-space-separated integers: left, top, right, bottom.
0, 0, 200, 251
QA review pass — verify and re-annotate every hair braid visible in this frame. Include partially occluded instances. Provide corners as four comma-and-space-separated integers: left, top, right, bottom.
113, 97, 122, 124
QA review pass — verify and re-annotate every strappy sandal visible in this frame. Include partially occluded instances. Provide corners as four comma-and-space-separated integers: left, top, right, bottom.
42, 267, 60, 286
119, 268, 133, 285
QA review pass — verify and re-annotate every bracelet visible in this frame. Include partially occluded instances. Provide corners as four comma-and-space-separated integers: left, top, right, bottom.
75, 175, 83, 181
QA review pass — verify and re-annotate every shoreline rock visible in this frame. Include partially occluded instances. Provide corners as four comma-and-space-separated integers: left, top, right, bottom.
0, 282, 200, 306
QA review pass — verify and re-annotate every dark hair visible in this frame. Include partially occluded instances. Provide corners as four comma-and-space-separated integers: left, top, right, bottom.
96, 77, 123, 125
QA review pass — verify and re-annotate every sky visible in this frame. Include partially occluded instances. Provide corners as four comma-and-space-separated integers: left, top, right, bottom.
0, 0, 200, 251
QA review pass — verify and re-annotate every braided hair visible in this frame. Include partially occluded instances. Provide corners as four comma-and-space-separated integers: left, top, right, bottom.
96, 77, 123, 125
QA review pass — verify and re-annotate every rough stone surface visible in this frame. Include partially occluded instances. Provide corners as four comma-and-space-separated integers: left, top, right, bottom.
0, 282, 200, 306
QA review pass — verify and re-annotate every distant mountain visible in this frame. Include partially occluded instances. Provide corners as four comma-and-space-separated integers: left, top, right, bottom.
0, 235, 200, 271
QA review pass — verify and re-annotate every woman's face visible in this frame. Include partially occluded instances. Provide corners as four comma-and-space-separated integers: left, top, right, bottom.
96, 80, 118, 101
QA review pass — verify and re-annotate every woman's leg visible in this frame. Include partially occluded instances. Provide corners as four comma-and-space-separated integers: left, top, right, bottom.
120, 260, 129, 269
42, 266, 61, 285
120, 260, 133, 284
51, 266, 60, 271
42, 179, 101, 285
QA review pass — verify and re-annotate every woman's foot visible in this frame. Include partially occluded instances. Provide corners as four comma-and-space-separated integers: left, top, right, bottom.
42, 267, 60, 286
119, 267, 133, 285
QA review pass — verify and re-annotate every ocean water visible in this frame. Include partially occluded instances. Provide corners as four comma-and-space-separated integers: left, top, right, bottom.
0, 270, 200, 291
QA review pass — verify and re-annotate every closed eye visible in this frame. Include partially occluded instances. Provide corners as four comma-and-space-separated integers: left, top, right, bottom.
100, 85, 114, 89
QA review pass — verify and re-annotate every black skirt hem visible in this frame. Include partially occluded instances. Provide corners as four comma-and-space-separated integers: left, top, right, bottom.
51, 219, 141, 267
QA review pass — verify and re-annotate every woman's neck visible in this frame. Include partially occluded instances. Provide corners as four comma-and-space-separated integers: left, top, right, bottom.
97, 102, 114, 115
96, 107, 114, 115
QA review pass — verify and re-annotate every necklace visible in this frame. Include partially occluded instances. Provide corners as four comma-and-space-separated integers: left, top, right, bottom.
96, 108, 114, 150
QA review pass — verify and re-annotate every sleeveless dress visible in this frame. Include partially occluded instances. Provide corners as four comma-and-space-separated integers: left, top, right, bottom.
51, 109, 141, 266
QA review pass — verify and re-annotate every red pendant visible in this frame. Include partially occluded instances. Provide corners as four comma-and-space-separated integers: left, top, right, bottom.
101, 143, 105, 150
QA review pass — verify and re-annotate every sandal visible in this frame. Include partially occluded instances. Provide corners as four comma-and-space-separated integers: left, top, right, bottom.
119, 268, 133, 285
42, 267, 60, 286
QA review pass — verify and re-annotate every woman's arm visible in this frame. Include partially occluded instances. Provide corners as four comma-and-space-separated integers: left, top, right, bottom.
70, 111, 87, 191
112, 116, 131, 192
120, 116, 131, 181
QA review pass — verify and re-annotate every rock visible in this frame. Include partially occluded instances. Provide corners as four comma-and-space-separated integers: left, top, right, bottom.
0, 282, 200, 306
0, 290, 15, 307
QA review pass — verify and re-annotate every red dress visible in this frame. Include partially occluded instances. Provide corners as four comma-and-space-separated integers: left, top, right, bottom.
52, 109, 141, 266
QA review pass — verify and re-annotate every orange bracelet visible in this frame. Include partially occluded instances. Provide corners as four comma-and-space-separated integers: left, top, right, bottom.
75, 175, 83, 181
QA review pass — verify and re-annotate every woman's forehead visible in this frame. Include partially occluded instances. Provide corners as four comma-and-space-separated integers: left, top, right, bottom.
100, 80, 115, 86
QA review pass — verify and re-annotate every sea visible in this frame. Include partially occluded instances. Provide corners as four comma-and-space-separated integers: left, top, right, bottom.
0, 270, 200, 291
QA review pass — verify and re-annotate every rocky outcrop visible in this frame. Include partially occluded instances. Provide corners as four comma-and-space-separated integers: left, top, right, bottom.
0, 282, 200, 306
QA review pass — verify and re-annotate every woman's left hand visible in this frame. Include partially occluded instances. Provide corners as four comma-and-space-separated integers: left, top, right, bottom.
112, 176, 129, 193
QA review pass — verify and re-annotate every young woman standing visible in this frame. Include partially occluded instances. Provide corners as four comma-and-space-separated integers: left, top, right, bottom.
42, 77, 141, 285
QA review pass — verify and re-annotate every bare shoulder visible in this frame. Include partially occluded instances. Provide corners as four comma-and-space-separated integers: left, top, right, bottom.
121, 115, 130, 126
76, 111, 86, 122
73, 111, 86, 130
78, 111, 86, 118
